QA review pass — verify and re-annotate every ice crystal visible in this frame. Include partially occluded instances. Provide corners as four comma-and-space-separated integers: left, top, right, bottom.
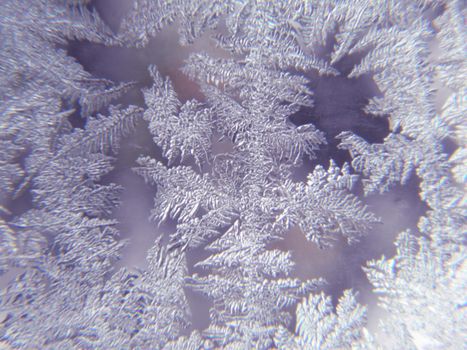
0, 0, 465, 349
275, 290, 369, 349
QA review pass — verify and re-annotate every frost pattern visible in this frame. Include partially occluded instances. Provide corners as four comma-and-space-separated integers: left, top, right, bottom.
0, 0, 465, 349
275, 290, 369, 350
364, 231, 466, 349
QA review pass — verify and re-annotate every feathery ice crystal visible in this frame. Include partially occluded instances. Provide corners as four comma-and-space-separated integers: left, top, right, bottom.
0, 0, 465, 348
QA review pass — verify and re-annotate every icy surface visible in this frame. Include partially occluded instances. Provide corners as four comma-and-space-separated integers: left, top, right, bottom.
0, 0, 465, 349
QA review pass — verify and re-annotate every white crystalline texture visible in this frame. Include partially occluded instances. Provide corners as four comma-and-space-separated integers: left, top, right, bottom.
0, 0, 465, 349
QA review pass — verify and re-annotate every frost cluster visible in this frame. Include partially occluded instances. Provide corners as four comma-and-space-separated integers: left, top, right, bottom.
0, 0, 465, 349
